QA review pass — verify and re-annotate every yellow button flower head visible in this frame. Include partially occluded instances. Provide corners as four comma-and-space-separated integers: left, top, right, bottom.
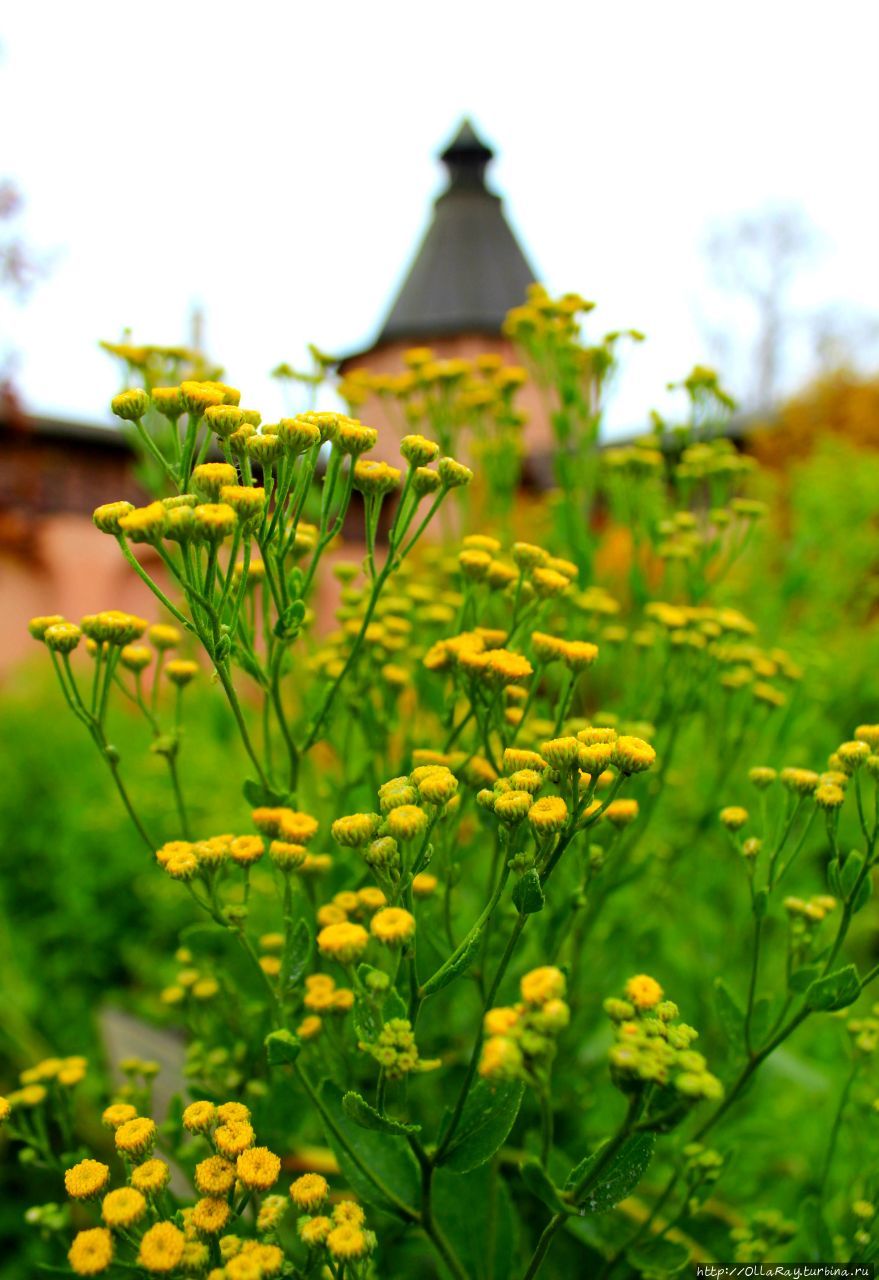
44, 622, 82, 653
317, 921, 369, 965
625, 974, 664, 1010
438, 457, 473, 488
531, 631, 569, 663
193, 502, 238, 543
297, 1014, 322, 1039
521, 966, 566, 1006
532, 567, 570, 598
203, 403, 244, 438
331, 813, 382, 847
162, 659, 197, 688
279, 810, 319, 843
118, 502, 168, 544
815, 783, 845, 810
327, 1224, 371, 1260
484, 1006, 520, 1035
28, 614, 66, 640
265, 840, 305, 871
400, 433, 440, 466
335, 419, 378, 455
111, 388, 150, 421
357, 886, 388, 912
91, 610, 148, 646
540, 737, 581, 770
0, 1097, 10, 1125
290, 1171, 329, 1212
719, 806, 749, 831
779, 767, 819, 796
192, 1197, 231, 1236
194, 1155, 235, 1197
494, 789, 534, 825
563, 640, 599, 670
479, 1035, 524, 1080
370, 907, 416, 946
93, 500, 135, 534
214, 1120, 255, 1158
299, 1215, 333, 1246
115, 1116, 157, 1158
65, 1159, 111, 1201
528, 795, 568, 834
220, 485, 266, 523
192, 462, 238, 501
163, 847, 199, 881
102, 1186, 147, 1228
748, 766, 777, 789
485, 649, 534, 685
854, 724, 879, 749
459, 548, 492, 580
412, 872, 438, 897
101, 1102, 138, 1129
354, 459, 402, 495
603, 798, 639, 827
138, 1221, 186, 1273
216, 1101, 250, 1124
120, 644, 151, 671
384, 804, 429, 841
181, 380, 226, 415
68, 1226, 114, 1276
512, 542, 547, 570
229, 835, 264, 866
417, 768, 458, 805
612, 735, 656, 774
578, 741, 614, 773
236, 1146, 281, 1191
503, 747, 548, 774
183, 1100, 217, 1134
131, 1159, 170, 1194
837, 740, 871, 772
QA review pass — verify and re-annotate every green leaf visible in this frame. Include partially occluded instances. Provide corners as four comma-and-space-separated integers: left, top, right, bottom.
420, 925, 484, 998
852, 872, 873, 914
714, 977, 745, 1047
342, 1090, 421, 1137
827, 858, 842, 896
383, 988, 408, 1022
789, 963, 821, 992
626, 1237, 690, 1274
243, 777, 289, 807
317, 1080, 420, 1219
432, 1164, 517, 1280
752, 886, 769, 920
512, 868, 545, 914
437, 1079, 524, 1173
565, 1132, 655, 1212
804, 964, 861, 1011
840, 850, 865, 896
520, 1158, 568, 1213
283, 918, 312, 991
265, 1029, 300, 1066
750, 995, 775, 1046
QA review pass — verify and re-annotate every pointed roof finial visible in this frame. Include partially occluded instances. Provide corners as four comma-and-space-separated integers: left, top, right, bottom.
439, 117, 494, 189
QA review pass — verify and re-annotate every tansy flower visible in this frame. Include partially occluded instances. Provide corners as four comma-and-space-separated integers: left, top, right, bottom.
317, 922, 369, 965
290, 1172, 329, 1212
528, 795, 568, 834
279, 810, 319, 843
115, 1116, 157, 1158
417, 768, 459, 805
484, 1006, 520, 1035
370, 907, 416, 945
384, 804, 429, 841
101, 1102, 138, 1129
330, 988, 355, 1013
195, 1156, 236, 1196
719, 806, 749, 831
183, 1100, 216, 1133
269, 840, 307, 870
327, 1225, 371, 1260
131, 1159, 170, 1194
332, 813, 382, 847
229, 835, 264, 866
494, 790, 534, 824
816, 782, 845, 809
216, 1101, 250, 1124
412, 873, 438, 897
299, 1215, 333, 1246
626, 974, 663, 1009
257, 1195, 287, 1233
138, 1221, 186, 1273
192, 1197, 231, 1235
612, 736, 656, 774
503, 747, 548, 773
333, 1200, 366, 1227
479, 1036, 524, 1079
166, 660, 199, 686
65, 1159, 110, 1201
236, 1147, 281, 1191
298, 1015, 322, 1039
214, 1121, 255, 1158
521, 967, 566, 1006
357, 886, 387, 911
102, 1186, 147, 1228
540, 737, 581, 770
603, 799, 639, 827
68, 1227, 113, 1276
0, 1097, 10, 1125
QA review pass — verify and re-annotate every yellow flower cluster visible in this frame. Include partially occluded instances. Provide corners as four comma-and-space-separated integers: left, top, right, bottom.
480, 965, 570, 1081
291, 1174, 377, 1263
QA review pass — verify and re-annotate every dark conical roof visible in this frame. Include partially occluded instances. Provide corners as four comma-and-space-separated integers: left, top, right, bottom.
377, 119, 537, 344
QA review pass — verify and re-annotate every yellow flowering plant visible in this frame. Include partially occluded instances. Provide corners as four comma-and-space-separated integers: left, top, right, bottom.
8, 294, 879, 1279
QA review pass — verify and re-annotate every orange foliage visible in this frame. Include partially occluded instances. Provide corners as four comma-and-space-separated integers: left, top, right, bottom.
749, 370, 879, 468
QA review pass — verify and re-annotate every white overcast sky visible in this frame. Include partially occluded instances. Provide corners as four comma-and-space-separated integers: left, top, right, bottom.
1, 1, 878, 435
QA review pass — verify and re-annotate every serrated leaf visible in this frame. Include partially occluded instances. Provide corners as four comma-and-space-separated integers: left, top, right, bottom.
437, 1079, 524, 1173
265, 1029, 300, 1065
243, 777, 290, 807
512, 868, 545, 914
317, 1079, 420, 1219
714, 977, 745, 1047
626, 1236, 690, 1274
342, 1090, 421, 1137
804, 964, 861, 1011
520, 1158, 568, 1213
565, 1132, 655, 1212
